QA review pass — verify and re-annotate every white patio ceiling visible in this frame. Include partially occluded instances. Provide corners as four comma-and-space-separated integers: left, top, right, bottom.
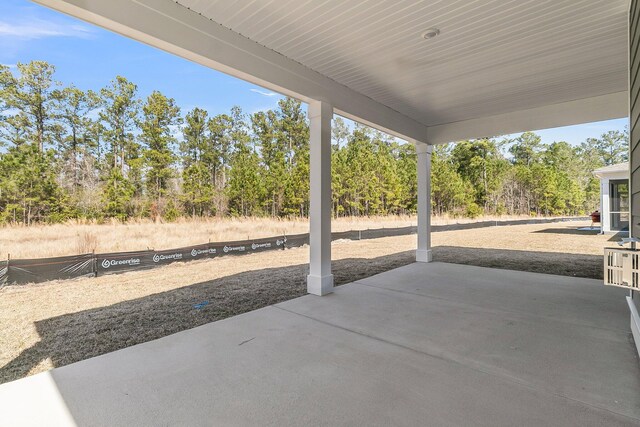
36, 0, 630, 142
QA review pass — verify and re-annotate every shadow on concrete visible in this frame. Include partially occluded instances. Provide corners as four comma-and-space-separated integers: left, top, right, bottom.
0, 246, 604, 385
608, 231, 631, 242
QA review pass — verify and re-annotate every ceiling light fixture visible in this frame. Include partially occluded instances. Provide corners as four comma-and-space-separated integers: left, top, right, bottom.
421, 28, 440, 40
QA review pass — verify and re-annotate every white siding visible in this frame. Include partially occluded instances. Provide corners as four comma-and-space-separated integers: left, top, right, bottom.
629, 0, 640, 327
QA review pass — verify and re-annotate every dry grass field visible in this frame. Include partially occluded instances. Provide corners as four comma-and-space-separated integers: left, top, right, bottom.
0, 216, 414, 258
0, 218, 618, 384
1, 214, 547, 259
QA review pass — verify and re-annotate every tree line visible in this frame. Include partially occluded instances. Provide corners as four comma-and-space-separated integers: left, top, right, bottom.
0, 61, 629, 225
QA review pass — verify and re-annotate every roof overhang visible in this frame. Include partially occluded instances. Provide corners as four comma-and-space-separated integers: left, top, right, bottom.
593, 163, 629, 179
33, 0, 630, 144
428, 92, 628, 144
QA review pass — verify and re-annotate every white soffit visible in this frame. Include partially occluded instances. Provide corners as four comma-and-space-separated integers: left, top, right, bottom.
176, 0, 629, 130
34, 0, 629, 142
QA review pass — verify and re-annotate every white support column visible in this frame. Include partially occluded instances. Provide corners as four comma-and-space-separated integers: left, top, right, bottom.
601, 178, 610, 233
307, 100, 334, 295
416, 143, 433, 263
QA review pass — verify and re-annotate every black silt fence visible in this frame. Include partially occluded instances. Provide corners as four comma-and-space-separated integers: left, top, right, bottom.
0, 260, 6, 286
284, 233, 310, 248
183, 243, 220, 262
360, 226, 416, 240
431, 216, 589, 232
432, 221, 494, 232
246, 236, 287, 253
210, 236, 286, 256
0, 217, 588, 286
151, 248, 191, 266
331, 230, 361, 241
96, 250, 155, 276
5, 254, 95, 284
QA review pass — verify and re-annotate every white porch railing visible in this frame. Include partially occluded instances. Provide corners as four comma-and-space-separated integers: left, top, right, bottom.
604, 248, 640, 289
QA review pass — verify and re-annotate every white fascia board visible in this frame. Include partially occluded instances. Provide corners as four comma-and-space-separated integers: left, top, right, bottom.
427, 92, 629, 144
594, 171, 629, 180
33, 0, 428, 143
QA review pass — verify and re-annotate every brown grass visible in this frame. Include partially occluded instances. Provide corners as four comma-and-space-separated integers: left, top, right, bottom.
0, 216, 414, 258
75, 231, 98, 255
0, 219, 611, 384
0, 214, 570, 259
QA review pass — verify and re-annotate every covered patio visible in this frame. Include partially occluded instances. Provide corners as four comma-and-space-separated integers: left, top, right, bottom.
1, 262, 638, 425
4, 0, 639, 424
31, 0, 630, 298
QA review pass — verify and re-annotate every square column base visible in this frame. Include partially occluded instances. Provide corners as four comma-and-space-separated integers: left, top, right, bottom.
307, 274, 334, 296
416, 249, 433, 263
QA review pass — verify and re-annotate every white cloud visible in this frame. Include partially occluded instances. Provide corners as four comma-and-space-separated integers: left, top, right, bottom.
250, 88, 277, 97
249, 106, 273, 115
0, 18, 94, 40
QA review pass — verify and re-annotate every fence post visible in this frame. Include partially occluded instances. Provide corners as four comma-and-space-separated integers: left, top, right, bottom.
92, 251, 97, 277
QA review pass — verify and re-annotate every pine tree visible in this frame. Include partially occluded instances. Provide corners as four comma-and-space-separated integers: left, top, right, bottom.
431, 144, 471, 216
0, 144, 68, 224
252, 109, 284, 216
395, 142, 417, 214
276, 99, 309, 216
1, 61, 62, 152
99, 76, 139, 174
207, 112, 233, 213
99, 76, 140, 218
0, 64, 17, 147
181, 107, 214, 216
102, 168, 136, 220
587, 130, 629, 166
54, 86, 100, 190
139, 91, 182, 203
226, 106, 264, 216
452, 138, 508, 212
509, 131, 542, 166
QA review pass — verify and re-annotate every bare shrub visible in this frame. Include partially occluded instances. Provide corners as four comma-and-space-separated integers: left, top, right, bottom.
76, 232, 98, 254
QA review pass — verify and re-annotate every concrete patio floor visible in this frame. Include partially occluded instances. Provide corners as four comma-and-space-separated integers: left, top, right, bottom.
1, 262, 639, 426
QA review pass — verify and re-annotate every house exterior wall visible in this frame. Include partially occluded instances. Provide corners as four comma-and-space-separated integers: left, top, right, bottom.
631, 0, 640, 238
629, 0, 640, 341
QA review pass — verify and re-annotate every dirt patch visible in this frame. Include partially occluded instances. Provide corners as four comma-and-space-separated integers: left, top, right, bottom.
0, 220, 616, 384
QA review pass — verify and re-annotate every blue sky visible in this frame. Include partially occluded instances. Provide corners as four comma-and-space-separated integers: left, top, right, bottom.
0, 0, 286, 116
0, 0, 628, 145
